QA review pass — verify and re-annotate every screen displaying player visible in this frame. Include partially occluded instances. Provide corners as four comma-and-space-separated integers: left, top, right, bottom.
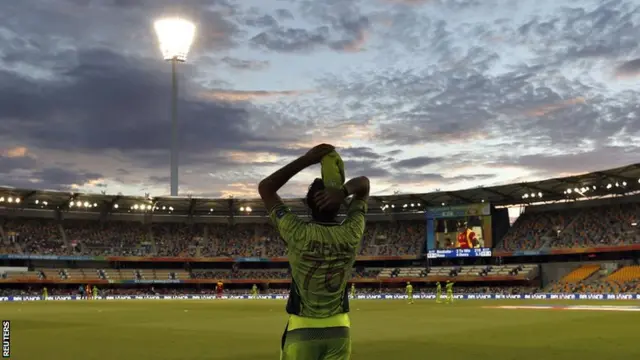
434, 217, 486, 249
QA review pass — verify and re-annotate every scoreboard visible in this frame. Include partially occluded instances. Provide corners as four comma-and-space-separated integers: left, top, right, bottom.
426, 247, 492, 259
426, 203, 491, 219
425, 202, 494, 252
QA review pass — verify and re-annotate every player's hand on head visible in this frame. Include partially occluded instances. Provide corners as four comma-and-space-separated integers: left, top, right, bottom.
303, 144, 335, 164
314, 188, 345, 211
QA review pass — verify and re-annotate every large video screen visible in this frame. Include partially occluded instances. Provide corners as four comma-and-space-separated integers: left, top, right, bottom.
425, 203, 493, 251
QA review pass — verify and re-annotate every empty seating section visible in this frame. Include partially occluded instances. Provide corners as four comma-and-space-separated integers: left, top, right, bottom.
136, 269, 149, 280
1, 271, 41, 281
458, 266, 485, 276
428, 267, 455, 277
65, 269, 85, 280
396, 267, 427, 277
173, 270, 190, 279
377, 265, 538, 279
1, 264, 548, 283
378, 268, 394, 278
546, 265, 601, 293
154, 270, 174, 280
353, 268, 381, 278
82, 269, 102, 280
606, 265, 640, 282
548, 265, 640, 294
561, 265, 601, 283
41, 269, 62, 280
119, 270, 137, 280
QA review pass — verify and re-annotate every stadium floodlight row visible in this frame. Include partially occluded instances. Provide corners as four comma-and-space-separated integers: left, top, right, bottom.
1, 163, 639, 217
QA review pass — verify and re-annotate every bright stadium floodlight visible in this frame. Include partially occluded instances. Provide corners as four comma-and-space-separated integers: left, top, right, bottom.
154, 17, 196, 197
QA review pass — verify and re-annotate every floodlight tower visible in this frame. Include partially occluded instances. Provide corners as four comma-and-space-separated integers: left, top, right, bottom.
154, 18, 196, 196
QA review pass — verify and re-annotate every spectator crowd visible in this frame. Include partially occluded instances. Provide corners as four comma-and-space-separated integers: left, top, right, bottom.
0, 218, 426, 258
499, 203, 640, 251
1, 201, 638, 257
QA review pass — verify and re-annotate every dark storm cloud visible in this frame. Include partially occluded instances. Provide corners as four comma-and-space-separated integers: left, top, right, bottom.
391, 172, 496, 184
242, 13, 279, 28
0, 48, 298, 169
221, 57, 270, 71
275, 9, 295, 21
453, 174, 496, 182
340, 147, 383, 160
34, 168, 104, 188
393, 156, 443, 169
615, 58, 640, 78
0, 154, 37, 172
0, 164, 103, 191
494, 146, 640, 175
344, 160, 391, 179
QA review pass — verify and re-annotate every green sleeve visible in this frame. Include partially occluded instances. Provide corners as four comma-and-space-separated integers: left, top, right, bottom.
335, 199, 367, 245
269, 203, 307, 247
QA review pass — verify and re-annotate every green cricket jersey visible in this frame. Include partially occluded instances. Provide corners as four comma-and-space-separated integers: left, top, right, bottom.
270, 199, 367, 319
446, 282, 454, 291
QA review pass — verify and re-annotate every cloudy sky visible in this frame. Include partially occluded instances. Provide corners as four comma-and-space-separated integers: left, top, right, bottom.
1, 0, 639, 199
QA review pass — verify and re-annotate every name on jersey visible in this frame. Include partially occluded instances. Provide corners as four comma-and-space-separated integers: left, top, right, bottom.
306, 240, 355, 257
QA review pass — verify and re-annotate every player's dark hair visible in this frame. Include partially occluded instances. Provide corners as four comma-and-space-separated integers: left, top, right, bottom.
306, 178, 340, 223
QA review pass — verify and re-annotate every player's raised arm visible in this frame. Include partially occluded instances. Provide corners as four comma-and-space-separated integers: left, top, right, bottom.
314, 176, 370, 244
258, 144, 335, 211
314, 176, 370, 211
343, 176, 370, 201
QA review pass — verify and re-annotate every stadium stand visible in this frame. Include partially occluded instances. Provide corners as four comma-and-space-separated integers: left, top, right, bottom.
2, 202, 636, 258
377, 265, 539, 280
0, 218, 427, 257
500, 203, 640, 251
606, 265, 640, 282
1, 164, 640, 299
546, 264, 602, 293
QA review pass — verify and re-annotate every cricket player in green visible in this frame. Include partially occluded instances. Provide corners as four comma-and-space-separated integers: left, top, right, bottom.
42, 287, 48, 301
259, 144, 370, 360
252, 284, 259, 299
435, 282, 442, 303
406, 282, 414, 304
350, 283, 356, 299
445, 281, 454, 304
93, 286, 98, 300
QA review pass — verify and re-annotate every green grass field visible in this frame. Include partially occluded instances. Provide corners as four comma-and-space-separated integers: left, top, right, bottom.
3, 299, 640, 360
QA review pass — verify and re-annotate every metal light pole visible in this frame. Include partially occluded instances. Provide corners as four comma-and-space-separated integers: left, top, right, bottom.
154, 18, 196, 196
